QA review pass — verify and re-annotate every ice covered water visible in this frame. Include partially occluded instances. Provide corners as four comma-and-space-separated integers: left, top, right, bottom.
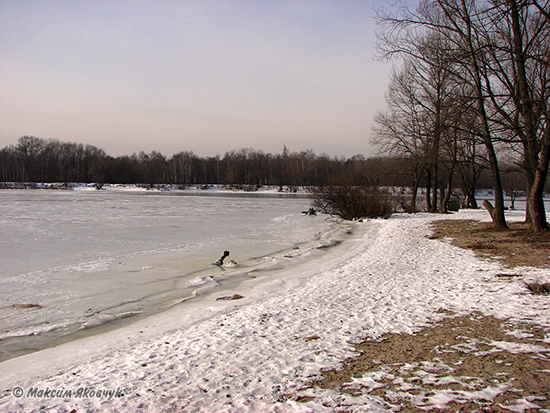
0, 189, 337, 360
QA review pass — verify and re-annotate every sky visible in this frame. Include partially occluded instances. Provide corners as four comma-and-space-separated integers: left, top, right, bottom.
0, 0, 393, 158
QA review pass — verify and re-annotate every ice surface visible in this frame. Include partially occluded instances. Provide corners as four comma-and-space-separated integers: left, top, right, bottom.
0, 190, 337, 359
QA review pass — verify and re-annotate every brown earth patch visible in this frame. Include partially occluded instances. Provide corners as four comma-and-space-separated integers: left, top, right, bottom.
429, 220, 550, 268
300, 313, 550, 412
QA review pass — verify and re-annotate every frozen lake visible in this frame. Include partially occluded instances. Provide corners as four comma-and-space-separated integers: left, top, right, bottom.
0, 189, 340, 361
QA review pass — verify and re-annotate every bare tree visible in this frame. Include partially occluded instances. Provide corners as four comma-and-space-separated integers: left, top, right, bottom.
484, 0, 550, 231
373, 33, 470, 214
372, 62, 431, 213
376, 0, 511, 228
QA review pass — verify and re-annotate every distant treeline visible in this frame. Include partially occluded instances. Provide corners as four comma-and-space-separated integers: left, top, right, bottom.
0, 136, 388, 187
0, 135, 538, 194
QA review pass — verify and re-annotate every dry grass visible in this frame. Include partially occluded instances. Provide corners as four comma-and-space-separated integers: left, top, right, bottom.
429, 220, 550, 268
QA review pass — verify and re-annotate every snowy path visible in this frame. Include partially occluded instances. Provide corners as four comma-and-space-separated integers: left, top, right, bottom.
1, 210, 549, 412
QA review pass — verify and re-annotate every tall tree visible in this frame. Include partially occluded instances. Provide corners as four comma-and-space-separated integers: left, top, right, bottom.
487, 0, 550, 231
372, 61, 432, 212
377, 0, 513, 228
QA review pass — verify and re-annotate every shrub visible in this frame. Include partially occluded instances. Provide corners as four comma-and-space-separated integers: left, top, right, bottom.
309, 178, 394, 221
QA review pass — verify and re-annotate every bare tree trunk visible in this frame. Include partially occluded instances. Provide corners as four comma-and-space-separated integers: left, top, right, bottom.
527, 122, 550, 231
432, 166, 439, 212
453, 0, 507, 228
426, 168, 432, 212
442, 167, 455, 212
411, 180, 419, 213
468, 188, 478, 209
509, 0, 549, 232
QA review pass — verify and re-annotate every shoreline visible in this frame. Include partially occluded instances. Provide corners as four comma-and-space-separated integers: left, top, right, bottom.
0, 217, 370, 390
1, 209, 549, 412
0, 182, 312, 197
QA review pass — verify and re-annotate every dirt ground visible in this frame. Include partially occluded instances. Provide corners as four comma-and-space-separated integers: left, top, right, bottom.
429, 220, 550, 269
298, 219, 550, 412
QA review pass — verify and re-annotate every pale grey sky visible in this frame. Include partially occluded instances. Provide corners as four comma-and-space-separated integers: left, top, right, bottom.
0, 0, 393, 158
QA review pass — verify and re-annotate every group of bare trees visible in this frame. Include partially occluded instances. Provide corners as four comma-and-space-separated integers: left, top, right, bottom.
0, 136, 107, 183
0, 136, 395, 189
373, 0, 549, 232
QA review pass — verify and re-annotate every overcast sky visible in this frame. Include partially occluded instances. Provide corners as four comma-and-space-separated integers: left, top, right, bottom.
0, 1, 393, 158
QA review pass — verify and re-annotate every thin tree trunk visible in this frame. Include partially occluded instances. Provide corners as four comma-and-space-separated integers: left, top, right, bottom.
432, 166, 438, 212
509, 0, 549, 231
459, 0, 507, 228
442, 167, 455, 212
469, 187, 478, 209
426, 168, 432, 212
411, 181, 419, 213
527, 123, 550, 231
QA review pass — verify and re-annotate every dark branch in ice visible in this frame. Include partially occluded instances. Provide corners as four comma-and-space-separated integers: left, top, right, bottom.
213, 251, 230, 266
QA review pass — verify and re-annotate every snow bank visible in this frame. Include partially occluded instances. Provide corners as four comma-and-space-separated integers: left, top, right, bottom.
1, 209, 549, 412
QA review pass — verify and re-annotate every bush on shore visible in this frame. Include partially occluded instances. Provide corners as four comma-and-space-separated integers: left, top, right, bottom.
309, 176, 394, 221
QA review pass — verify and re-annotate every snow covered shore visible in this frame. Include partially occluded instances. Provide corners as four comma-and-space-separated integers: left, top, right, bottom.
1, 209, 549, 412
0, 182, 308, 194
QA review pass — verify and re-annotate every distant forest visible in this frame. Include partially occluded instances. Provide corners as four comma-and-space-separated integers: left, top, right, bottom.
0, 135, 536, 195
0, 136, 406, 187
